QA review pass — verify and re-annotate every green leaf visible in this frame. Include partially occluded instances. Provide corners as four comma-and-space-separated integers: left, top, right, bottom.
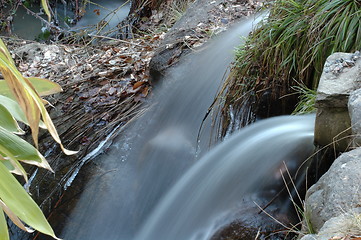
0, 95, 28, 124
0, 162, 59, 239
0, 199, 34, 233
0, 95, 46, 129
0, 103, 24, 134
0, 145, 28, 180
0, 209, 9, 240
0, 78, 62, 99
0, 126, 52, 171
28, 77, 63, 96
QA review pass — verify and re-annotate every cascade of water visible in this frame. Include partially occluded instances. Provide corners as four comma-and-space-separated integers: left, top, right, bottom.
58, 14, 284, 240
135, 114, 315, 240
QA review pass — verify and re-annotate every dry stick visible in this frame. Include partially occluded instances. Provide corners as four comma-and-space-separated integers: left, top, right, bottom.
85, 0, 131, 46
282, 162, 302, 221
257, 188, 285, 214
254, 201, 293, 232
89, 34, 142, 46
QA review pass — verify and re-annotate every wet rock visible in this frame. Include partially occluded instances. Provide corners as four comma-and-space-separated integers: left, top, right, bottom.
210, 193, 296, 240
300, 148, 361, 238
314, 52, 361, 151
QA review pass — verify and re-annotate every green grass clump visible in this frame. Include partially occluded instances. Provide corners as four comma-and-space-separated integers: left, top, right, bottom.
292, 84, 317, 115
216, 0, 361, 136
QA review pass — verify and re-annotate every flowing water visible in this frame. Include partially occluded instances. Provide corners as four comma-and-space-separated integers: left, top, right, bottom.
135, 115, 315, 240
58, 14, 315, 240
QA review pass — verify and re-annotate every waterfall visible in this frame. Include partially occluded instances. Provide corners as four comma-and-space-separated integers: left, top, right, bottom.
135, 114, 315, 240
58, 13, 315, 240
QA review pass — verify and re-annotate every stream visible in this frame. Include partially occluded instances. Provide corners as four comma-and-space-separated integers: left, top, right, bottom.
57, 15, 270, 240
6, 10, 317, 240
56, 11, 316, 239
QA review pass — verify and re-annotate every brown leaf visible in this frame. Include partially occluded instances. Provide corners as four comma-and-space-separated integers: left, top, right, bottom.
142, 86, 149, 97
133, 81, 144, 89
93, 9, 100, 15
65, 96, 73, 103
79, 92, 89, 99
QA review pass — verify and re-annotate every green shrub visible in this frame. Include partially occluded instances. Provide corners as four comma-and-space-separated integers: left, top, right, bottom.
216, 0, 361, 135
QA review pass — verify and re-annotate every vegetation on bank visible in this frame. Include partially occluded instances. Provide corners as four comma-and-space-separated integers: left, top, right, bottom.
215, 0, 361, 136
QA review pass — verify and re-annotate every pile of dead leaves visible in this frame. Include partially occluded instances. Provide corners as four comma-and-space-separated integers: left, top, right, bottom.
4, 32, 165, 153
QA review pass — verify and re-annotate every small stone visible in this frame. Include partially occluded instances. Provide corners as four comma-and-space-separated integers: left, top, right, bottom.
108, 87, 117, 96
98, 71, 108, 77
221, 18, 229, 24
109, 60, 117, 65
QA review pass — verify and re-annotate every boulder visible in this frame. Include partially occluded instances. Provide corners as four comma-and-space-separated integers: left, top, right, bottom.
299, 148, 361, 239
314, 52, 361, 151
300, 210, 361, 240
348, 88, 361, 147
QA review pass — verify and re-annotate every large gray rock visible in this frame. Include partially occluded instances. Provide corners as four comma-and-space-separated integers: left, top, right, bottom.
348, 88, 361, 147
315, 52, 361, 151
300, 148, 361, 238
300, 209, 361, 240
316, 52, 361, 107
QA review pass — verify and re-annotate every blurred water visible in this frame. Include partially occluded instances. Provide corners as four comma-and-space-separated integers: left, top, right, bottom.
135, 114, 315, 240
59, 15, 265, 240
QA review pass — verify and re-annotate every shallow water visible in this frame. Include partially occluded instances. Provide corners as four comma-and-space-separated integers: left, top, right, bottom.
7, 0, 129, 40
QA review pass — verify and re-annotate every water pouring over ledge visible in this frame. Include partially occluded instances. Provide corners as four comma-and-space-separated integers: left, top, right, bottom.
57, 13, 315, 240
135, 114, 315, 240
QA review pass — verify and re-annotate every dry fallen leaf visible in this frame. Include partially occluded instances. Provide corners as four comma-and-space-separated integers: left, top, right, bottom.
133, 81, 144, 89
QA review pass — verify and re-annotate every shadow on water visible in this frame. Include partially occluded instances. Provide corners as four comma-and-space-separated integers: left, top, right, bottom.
54, 13, 316, 240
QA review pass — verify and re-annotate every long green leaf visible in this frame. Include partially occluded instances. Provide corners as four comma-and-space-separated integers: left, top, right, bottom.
0, 78, 62, 99
0, 162, 59, 239
0, 145, 28, 180
0, 199, 34, 233
0, 126, 52, 171
0, 103, 24, 134
0, 95, 46, 129
41, 0, 51, 21
0, 209, 9, 240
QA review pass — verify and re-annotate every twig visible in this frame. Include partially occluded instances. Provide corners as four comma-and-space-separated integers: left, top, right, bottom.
20, 4, 69, 34
89, 34, 142, 46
